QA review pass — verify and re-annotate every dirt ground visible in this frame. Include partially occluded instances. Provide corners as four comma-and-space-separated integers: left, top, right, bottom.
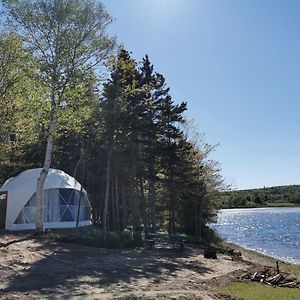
0, 232, 267, 300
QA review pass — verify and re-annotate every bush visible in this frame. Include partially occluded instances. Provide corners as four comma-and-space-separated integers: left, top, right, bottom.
46, 226, 142, 249
184, 226, 222, 248
201, 226, 222, 247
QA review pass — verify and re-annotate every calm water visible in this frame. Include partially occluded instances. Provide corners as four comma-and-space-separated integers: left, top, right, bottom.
212, 207, 300, 264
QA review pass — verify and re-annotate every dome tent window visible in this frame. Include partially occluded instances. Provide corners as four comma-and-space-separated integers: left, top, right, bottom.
14, 188, 91, 224
0, 168, 92, 230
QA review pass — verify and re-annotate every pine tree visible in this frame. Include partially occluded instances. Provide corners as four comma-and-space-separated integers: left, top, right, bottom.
138, 56, 170, 233
157, 90, 187, 234
101, 49, 147, 238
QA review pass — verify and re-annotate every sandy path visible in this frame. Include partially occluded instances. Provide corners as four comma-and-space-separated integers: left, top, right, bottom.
0, 233, 250, 299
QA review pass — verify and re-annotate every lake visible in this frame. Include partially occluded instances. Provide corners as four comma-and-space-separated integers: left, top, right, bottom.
212, 207, 300, 265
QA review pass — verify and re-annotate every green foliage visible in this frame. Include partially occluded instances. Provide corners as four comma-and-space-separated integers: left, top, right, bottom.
184, 226, 222, 247
0, 32, 47, 184
0, 3, 222, 241
216, 185, 300, 209
3, 0, 116, 88
95, 49, 222, 237
266, 202, 300, 207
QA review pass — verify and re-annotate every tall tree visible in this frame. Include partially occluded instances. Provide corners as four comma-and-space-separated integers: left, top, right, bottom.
158, 94, 187, 234
101, 49, 147, 239
138, 56, 165, 233
3, 0, 115, 231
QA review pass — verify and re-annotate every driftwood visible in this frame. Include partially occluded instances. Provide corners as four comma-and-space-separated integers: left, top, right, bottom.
241, 266, 300, 288
227, 248, 242, 260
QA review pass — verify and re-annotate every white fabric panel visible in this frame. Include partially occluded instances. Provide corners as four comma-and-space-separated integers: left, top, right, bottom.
9, 220, 91, 231
0, 168, 90, 230
45, 189, 60, 222
15, 207, 35, 224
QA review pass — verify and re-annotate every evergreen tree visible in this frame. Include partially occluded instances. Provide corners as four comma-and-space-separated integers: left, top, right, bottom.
138, 56, 169, 234
157, 93, 187, 233
101, 49, 147, 238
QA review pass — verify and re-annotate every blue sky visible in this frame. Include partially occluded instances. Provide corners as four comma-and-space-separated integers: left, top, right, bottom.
101, 0, 300, 190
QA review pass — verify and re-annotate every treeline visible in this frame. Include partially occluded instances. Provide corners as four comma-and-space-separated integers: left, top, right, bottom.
217, 185, 300, 208
0, 0, 223, 238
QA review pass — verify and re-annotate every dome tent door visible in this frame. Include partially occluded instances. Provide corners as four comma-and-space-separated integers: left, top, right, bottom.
0, 192, 7, 229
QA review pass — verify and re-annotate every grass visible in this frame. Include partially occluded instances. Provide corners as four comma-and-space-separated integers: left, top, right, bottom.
279, 263, 300, 277
217, 282, 300, 300
265, 202, 300, 207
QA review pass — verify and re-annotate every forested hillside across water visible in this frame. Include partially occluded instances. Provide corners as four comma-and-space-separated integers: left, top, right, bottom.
216, 185, 300, 209
0, 0, 224, 238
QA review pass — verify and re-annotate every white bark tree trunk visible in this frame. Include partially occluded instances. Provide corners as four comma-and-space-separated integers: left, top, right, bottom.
36, 105, 57, 232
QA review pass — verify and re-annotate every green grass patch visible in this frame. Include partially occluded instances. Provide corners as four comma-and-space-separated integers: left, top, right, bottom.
217, 282, 300, 300
279, 263, 300, 277
265, 202, 300, 207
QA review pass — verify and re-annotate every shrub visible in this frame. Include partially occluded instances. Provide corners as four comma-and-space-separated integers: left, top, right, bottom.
45, 226, 142, 249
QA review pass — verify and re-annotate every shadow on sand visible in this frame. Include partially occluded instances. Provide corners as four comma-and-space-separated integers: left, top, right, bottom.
0, 233, 213, 298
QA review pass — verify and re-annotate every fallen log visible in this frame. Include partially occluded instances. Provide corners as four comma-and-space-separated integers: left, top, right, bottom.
267, 273, 283, 285
251, 272, 258, 281
278, 281, 298, 288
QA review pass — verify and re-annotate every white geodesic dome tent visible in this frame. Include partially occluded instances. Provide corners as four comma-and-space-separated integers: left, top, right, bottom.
0, 168, 91, 230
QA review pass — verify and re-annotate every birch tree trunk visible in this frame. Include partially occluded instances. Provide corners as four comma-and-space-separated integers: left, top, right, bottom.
36, 105, 57, 232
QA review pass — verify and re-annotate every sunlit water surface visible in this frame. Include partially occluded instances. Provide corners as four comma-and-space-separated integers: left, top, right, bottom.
212, 207, 300, 264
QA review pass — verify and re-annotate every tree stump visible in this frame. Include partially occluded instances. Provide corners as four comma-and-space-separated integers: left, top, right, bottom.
204, 247, 217, 259
145, 239, 155, 250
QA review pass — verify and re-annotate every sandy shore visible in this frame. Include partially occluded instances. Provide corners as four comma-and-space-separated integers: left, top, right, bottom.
222, 241, 283, 267
0, 232, 298, 299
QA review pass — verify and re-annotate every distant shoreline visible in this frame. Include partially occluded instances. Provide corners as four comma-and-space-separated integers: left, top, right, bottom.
217, 184, 300, 209
219, 203, 300, 209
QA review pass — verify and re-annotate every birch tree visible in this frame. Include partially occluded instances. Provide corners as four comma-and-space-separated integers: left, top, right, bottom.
2, 0, 115, 231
